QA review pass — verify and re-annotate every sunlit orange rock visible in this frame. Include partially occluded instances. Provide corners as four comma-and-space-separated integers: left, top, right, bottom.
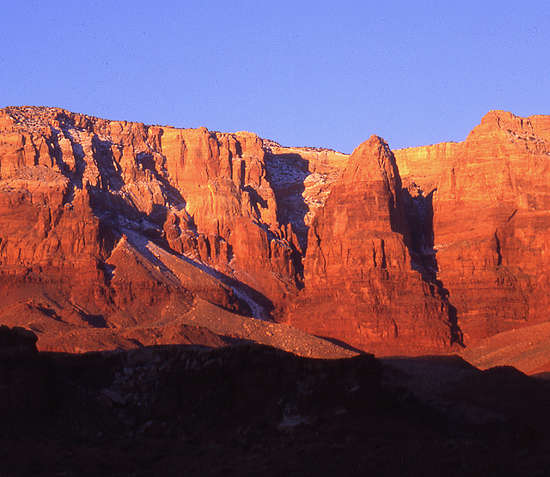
2, 105, 550, 357
396, 111, 550, 344
0, 106, 298, 342
286, 136, 454, 354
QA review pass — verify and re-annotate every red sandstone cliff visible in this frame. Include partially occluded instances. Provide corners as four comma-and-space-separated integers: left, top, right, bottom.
286, 136, 455, 355
0, 106, 347, 353
0, 107, 296, 350
2, 106, 550, 357
396, 111, 550, 345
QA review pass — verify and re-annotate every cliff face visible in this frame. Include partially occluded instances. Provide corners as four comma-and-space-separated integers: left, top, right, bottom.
396, 111, 550, 344
2, 106, 550, 356
286, 136, 455, 354
0, 106, 351, 352
0, 107, 302, 349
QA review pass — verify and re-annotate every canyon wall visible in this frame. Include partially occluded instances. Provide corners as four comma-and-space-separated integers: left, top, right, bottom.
396, 111, 550, 344
286, 136, 455, 354
0, 106, 349, 351
1, 106, 550, 355
0, 107, 301, 340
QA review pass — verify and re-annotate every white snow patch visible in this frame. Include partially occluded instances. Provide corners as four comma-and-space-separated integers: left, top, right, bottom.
121, 228, 271, 322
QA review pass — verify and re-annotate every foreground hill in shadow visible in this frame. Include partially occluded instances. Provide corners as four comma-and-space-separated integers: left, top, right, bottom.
3, 326, 550, 476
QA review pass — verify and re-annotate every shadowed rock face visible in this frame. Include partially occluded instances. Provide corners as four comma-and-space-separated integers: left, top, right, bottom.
286, 136, 455, 355
0, 326, 55, 414
5, 330, 550, 476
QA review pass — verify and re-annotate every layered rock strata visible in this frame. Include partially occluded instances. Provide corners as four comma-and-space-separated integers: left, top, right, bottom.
287, 136, 455, 354
396, 111, 550, 344
3, 105, 550, 355
0, 107, 301, 341
0, 106, 352, 352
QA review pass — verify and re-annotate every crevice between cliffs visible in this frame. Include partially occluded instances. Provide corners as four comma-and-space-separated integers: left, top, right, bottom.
402, 184, 464, 347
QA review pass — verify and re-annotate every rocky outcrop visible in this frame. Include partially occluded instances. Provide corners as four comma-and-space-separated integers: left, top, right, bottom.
396, 111, 550, 344
147, 126, 303, 308
0, 107, 302, 343
264, 140, 349, 248
0, 325, 39, 356
394, 141, 460, 194
8, 336, 550, 476
0, 326, 54, 414
3, 105, 550, 357
0, 106, 357, 353
286, 136, 455, 355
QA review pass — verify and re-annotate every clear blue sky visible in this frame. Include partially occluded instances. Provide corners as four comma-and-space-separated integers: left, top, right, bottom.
1, 0, 549, 153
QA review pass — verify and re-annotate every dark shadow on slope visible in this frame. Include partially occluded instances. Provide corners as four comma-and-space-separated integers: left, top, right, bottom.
243, 185, 268, 218
35, 306, 64, 322
402, 186, 464, 347
314, 335, 368, 355
264, 151, 310, 251
175, 253, 276, 320
122, 230, 274, 320
264, 151, 316, 285
81, 313, 108, 328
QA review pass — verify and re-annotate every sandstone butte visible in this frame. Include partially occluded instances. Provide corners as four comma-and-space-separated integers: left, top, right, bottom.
0, 106, 549, 361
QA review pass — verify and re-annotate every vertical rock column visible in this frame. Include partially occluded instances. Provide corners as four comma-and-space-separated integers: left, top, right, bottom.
287, 136, 453, 354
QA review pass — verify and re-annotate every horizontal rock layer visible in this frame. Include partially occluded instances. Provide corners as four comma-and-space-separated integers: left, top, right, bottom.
0, 106, 347, 351
286, 136, 455, 354
396, 110, 550, 344
1, 106, 550, 355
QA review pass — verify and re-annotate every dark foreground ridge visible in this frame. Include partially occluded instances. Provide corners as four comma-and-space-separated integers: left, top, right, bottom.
3, 326, 550, 476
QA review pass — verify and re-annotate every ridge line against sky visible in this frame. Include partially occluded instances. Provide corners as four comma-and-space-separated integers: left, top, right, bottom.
1, 0, 549, 153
